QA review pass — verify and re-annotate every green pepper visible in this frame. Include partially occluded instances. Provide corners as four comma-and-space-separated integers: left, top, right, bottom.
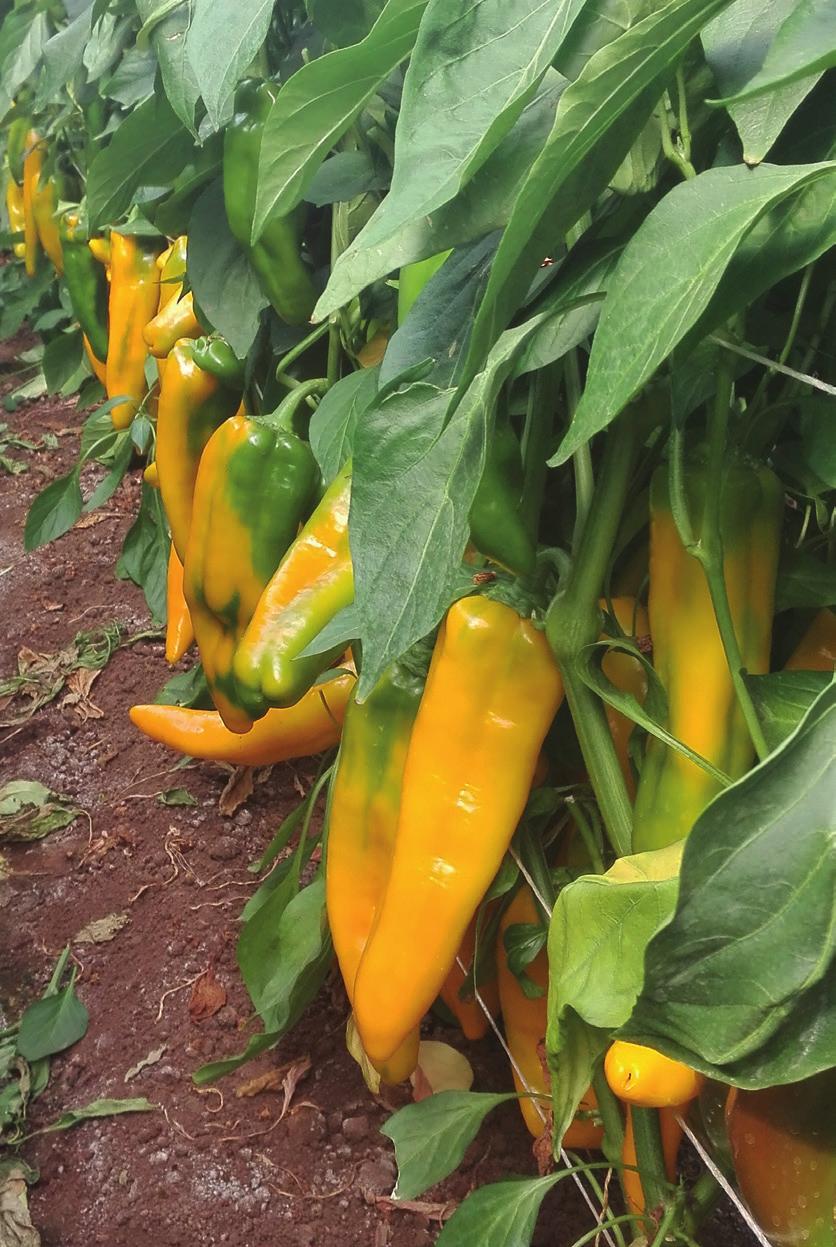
184, 394, 321, 726
397, 253, 536, 577
59, 206, 109, 363
632, 453, 784, 852
6, 115, 29, 186
223, 79, 316, 326
191, 335, 245, 386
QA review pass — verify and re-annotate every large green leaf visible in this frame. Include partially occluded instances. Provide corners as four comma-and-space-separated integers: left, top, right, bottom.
188, 179, 268, 358
746, 670, 833, 750
187, 0, 272, 131
382, 1092, 516, 1201
710, 0, 836, 106
252, 0, 427, 240
623, 684, 836, 1087
0, 11, 49, 121
135, 0, 200, 134
436, 1176, 561, 1247
460, 0, 735, 394
546, 846, 682, 1144
34, 6, 93, 109
702, 0, 823, 164
87, 93, 195, 230
252, 876, 333, 1032
328, 0, 588, 266
556, 160, 836, 463
316, 72, 565, 319
307, 0, 387, 46
116, 482, 168, 625
17, 980, 89, 1062
309, 366, 379, 482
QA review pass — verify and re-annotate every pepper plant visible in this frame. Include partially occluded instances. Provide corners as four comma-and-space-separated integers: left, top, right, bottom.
1, 0, 835, 1244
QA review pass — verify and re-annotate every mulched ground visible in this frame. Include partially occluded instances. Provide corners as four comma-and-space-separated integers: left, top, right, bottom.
0, 333, 752, 1247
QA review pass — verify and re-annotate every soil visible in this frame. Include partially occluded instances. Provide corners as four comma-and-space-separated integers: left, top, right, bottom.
0, 332, 752, 1247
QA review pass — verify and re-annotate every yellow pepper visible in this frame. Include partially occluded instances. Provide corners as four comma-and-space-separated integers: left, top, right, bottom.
21, 130, 44, 277
5, 176, 26, 259
143, 290, 202, 359
605, 1041, 703, 1109
785, 608, 836, 671
106, 233, 162, 428
352, 595, 564, 1069
165, 545, 194, 665
31, 170, 63, 273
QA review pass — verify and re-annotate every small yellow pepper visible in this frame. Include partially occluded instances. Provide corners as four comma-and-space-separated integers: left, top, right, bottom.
165, 545, 194, 665
605, 1040, 703, 1109
106, 233, 162, 428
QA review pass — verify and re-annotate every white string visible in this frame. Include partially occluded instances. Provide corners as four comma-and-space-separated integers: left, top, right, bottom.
676, 1114, 773, 1247
710, 334, 836, 397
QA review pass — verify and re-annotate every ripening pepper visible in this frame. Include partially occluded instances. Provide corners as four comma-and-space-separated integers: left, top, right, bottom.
88, 235, 111, 271
439, 908, 500, 1042
191, 335, 245, 385
183, 405, 320, 725
21, 130, 44, 277
129, 667, 354, 767
621, 1106, 682, 1215
326, 654, 429, 1083
6, 116, 29, 187
5, 176, 26, 259
223, 79, 316, 325
601, 596, 649, 798
156, 235, 187, 310
31, 168, 63, 274
106, 233, 162, 429
144, 290, 202, 359
726, 1071, 836, 1247
143, 461, 159, 488
785, 608, 836, 671
497, 885, 603, 1145
352, 595, 564, 1069
605, 1041, 703, 1110
83, 337, 107, 386
229, 462, 354, 731
59, 207, 109, 363
155, 339, 242, 561
632, 455, 783, 852
165, 545, 194, 665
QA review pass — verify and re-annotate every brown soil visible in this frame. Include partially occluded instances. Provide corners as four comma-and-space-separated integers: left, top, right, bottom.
0, 334, 751, 1247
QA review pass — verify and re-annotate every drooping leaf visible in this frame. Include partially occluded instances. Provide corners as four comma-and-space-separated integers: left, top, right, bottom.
42, 333, 83, 395
382, 1091, 516, 1201
34, 6, 93, 109
17, 980, 89, 1062
116, 482, 169, 625
0, 11, 49, 121
135, 0, 200, 133
252, 0, 428, 239
555, 160, 836, 463
709, 0, 836, 106
546, 845, 682, 1144
24, 469, 83, 552
187, 0, 273, 131
245, 876, 332, 1033
702, 0, 823, 164
436, 1176, 561, 1247
188, 179, 267, 358
622, 684, 836, 1087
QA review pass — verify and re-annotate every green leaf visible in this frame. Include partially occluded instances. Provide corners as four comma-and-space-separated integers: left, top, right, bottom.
83, 433, 133, 514
317, 71, 564, 319
135, 0, 200, 133
34, 6, 93, 109
154, 662, 212, 709
102, 46, 158, 108
303, 151, 388, 207
800, 398, 836, 489
37, 1097, 154, 1134
381, 1092, 516, 1202
459, 0, 734, 396
87, 93, 195, 231
307, 0, 387, 46
157, 787, 197, 807
83, 12, 133, 82
23, 468, 83, 552
622, 684, 836, 1087
332, 0, 588, 266
188, 179, 267, 358
546, 845, 682, 1144
0, 781, 82, 844
252, 0, 428, 239
309, 366, 379, 482
0, 11, 49, 121
746, 670, 833, 750
436, 1176, 560, 1247
556, 161, 836, 463
116, 483, 169, 625
192, 1027, 282, 1085
42, 333, 83, 395
252, 876, 333, 1031
702, 0, 823, 164
17, 980, 89, 1061
776, 548, 836, 612
187, 0, 272, 131
709, 0, 836, 106
297, 605, 360, 659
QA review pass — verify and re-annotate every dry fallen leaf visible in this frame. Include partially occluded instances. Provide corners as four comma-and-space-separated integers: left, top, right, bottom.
235, 1068, 288, 1098
533, 1124, 555, 1176
0, 1167, 40, 1247
188, 967, 227, 1022
41, 600, 63, 612
124, 1045, 167, 1083
278, 1056, 311, 1119
74, 512, 109, 530
218, 766, 253, 817
74, 912, 129, 944
410, 1041, 474, 1101
61, 668, 103, 722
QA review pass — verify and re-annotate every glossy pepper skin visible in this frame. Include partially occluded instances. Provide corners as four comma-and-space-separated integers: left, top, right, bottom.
352, 596, 564, 1068
156, 235, 187, 310
5, 176, 26, 259
31, 169, 63, 274
726, 1071, 836, 1247
184, 410, 320, 724
88, 235, 111, 270
440, 909, 500, 1042
469, 416, 537, 577
601, 596, 649, 798
326, 657, 428, 1083
498, 886, 604, 1145
785, 608, 836, 671
229, 463, 354, 730
605, 1041, 703, 1109
83, 337, 107, 385
106, 233, 162, 429
191, 336, 244, 385
165, 545, 194, 665
21, 130, 44, 276
129, 668, 354, 767
223, 79, 316, 325
155, 339, 242, 561
6, 116, 29, 187
632, 456, 783, 852
59, 208, 109, 363
143, 289, 202, 358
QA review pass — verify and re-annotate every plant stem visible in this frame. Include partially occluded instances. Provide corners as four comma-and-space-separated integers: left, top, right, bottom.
274, 320, 329, 380
566, 798, 606, 874
657, 93, 696, 181
592, 1066, 625, 1167
675, 68, 692, 165
547, 417, 638, 857
745, 264, 813, 427
649, 1202, 678, 1246
565, 351, 594, 551
631, 1107, 669, 1215
568, 1216, 637, 1247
